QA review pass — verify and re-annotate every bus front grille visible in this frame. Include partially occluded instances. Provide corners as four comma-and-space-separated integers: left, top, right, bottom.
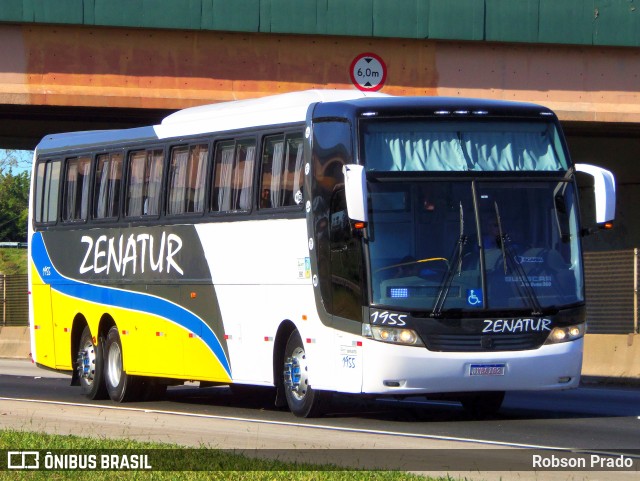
425, 333, 546, 352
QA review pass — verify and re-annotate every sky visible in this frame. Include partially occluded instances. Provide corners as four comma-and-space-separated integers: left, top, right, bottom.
0, 149, 33, 174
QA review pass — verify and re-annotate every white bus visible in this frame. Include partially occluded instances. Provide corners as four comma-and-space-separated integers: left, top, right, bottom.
29, 90, 615, 417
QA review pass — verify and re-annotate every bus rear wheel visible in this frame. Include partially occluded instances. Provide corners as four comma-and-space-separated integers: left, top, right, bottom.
283, 330, 330, 418
104, 326, 142, 402
76, 326, 107, 400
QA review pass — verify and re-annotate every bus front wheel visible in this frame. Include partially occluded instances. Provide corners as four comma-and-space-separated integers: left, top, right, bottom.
104, 326, 141, 402
76, 326, 108, 400
283, 330, 330, 418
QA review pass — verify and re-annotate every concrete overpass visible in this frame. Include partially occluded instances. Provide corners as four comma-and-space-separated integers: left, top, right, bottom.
0, 0, 638, 338
2, 1, 640, 145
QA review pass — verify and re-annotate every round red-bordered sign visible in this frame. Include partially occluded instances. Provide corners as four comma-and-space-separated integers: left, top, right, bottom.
350, 53, 387, 92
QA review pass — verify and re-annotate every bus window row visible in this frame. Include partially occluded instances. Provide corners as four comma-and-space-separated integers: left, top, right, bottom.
33, 132, 305, 226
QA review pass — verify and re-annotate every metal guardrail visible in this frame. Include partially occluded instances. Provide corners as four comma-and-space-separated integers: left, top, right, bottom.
1, 274, 28, 327
0, 242, 27, 248
584, 249, 638, 334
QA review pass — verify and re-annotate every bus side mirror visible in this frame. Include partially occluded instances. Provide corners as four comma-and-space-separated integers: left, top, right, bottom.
342, 164, 368, 223
575, 163, 616, 233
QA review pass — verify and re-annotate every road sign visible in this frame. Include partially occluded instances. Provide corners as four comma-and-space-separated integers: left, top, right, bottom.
349, 53, 387, 92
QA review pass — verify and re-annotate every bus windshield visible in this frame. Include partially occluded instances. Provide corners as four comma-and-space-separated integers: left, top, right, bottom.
362, 119, 568, 172
368, 180, 583, 313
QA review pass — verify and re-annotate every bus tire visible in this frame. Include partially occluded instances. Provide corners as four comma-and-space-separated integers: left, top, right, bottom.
461, 391, 505, 418
283, 330, 330, 418
76, 325, 108, 400
104, 326, 141, 402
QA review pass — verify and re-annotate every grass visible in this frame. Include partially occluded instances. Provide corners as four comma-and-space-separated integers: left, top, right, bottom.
0, 248, 27, 275
0, 430, 467, 481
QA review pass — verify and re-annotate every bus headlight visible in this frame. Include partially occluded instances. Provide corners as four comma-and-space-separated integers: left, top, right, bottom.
362, 324, 425, 347
544, 323, 586, 345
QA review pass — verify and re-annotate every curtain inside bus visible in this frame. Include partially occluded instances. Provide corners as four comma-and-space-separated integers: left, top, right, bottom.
362, 120, 567, 172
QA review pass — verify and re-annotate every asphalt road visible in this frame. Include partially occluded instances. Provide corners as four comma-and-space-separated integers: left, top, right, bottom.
1, 359, 639, 479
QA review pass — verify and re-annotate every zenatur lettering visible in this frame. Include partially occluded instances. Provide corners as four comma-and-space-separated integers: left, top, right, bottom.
79, 232, 183, 276
482, 318, 551, 334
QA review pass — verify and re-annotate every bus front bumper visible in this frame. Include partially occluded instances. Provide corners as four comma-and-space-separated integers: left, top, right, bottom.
360, 337, 583, 394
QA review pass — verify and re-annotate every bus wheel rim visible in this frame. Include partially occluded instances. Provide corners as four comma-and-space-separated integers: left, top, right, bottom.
288, 346, 309, 401
107, 342, 122, 387
77, 340, 96, 384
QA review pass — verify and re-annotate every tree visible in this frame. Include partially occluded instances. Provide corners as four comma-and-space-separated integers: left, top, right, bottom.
0, 171, 30, 242
0, 150, 31, 242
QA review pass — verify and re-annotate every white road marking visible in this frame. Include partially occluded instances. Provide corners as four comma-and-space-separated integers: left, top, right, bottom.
1, 394, 633, 459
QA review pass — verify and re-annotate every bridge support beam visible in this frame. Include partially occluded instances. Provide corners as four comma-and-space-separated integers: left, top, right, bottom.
0, 24, 639, 123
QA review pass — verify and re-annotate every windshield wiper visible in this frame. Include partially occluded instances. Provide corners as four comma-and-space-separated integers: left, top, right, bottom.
494, 202, 543, 316
432, 202, 467, 318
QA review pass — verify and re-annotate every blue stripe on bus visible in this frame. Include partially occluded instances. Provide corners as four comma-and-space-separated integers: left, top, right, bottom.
31, 232, 231, 377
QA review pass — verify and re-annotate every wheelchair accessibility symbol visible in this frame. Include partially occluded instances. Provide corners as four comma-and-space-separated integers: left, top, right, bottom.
467, 289, 483, 307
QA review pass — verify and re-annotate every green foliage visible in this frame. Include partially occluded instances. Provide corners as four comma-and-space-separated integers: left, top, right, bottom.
0, 248, 27, 275
0, 170, 30, 242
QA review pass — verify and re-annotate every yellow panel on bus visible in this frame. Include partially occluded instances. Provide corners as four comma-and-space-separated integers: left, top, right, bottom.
30, 232, 232, 383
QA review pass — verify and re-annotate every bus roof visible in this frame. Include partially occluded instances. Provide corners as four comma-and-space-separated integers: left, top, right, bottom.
34, 90, 555, 156
311, 95, 556, 120
35, 90, 387, 155
157, 89, 388, 136
36, 126, 159, 156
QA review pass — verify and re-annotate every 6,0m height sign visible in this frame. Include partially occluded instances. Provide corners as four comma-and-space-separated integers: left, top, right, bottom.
350, 53, 387, 92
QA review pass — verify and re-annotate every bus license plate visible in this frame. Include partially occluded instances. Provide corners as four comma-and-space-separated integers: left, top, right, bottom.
470, 364, 505, 376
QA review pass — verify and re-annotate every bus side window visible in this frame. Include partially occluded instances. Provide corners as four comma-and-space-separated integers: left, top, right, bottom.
260, 133, 304, 209
283, 136, 304, 206
62, 156, 91, 222
232, 140, 255, 211
125, 149, 164, 217
260, 135, 283, 208
167, 144, 209, 215
212, 141, 235, 212
94, 152, 123, 220
211, 139, 255, 213
34, 159, 62, 224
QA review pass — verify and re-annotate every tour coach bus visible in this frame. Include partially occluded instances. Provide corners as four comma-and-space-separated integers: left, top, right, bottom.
29, 90, 615, 417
